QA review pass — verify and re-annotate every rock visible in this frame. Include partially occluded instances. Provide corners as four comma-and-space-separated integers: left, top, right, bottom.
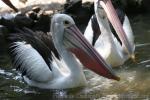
64, 0, 94, 30
32, 12, 51, 32
119, 0, 150, 14
32, 6, 41, 13
14, 14, 34, 28
19, 0, 28, 4
27, 11, 38, 20
0, 26, 9, 54
141, 0, 150, 12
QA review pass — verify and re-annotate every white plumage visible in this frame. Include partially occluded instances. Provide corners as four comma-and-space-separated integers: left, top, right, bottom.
6, 14, 118, 89
84, 0, 135, 67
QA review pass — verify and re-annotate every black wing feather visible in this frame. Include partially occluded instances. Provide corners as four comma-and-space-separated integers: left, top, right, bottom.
7, 27, 60, 71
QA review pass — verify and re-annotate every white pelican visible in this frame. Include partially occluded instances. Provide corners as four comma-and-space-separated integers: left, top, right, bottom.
3, 14, 119, 89
84, 0, 135, 67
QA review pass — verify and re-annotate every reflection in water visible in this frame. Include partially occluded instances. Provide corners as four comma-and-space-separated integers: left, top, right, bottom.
0, 14, 150, 99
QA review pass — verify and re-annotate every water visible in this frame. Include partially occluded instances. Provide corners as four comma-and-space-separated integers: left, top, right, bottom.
0, 13, 150, 99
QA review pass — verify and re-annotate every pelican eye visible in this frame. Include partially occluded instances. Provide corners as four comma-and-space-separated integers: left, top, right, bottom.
98, 6, 103, 9
63, 20, 70, 26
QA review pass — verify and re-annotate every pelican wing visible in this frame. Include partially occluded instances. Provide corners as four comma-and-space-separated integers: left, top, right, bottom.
91, 15, 101, 45
7, 27, 59, 82
84, 15, 101, 46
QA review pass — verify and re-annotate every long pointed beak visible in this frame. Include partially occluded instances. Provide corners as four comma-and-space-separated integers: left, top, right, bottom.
2, 0, 18, 12
99, 0, 135, 60
64, 24, 120, 81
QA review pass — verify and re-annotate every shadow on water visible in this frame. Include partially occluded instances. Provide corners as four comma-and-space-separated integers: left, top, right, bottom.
0, 13, 150, 99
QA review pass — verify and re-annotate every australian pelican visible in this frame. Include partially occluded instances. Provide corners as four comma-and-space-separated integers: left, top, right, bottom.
84, 0, 135, 67
2, 14, 119, 89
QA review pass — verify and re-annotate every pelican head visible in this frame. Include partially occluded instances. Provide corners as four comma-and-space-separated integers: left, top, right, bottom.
94, 0, 135, 61
51, 14, 120, 81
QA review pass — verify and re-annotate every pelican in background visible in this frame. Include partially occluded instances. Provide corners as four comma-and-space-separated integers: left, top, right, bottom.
2, 14, 119, 89
1, 0, 18, 12
84, 0, 135, 67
